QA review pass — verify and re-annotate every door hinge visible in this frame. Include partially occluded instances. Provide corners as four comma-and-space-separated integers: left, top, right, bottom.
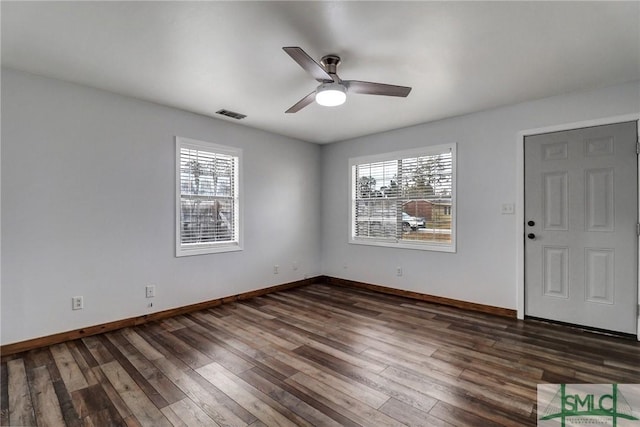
637, 140, 640, 154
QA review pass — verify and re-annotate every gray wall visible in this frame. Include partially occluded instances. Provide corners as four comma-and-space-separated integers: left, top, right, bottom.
321, 80, 640, 310
2, 68, 638, 345
1, 69, 322, 345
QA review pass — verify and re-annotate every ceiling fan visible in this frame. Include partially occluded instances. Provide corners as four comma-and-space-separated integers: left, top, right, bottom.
283, 46, 412, 113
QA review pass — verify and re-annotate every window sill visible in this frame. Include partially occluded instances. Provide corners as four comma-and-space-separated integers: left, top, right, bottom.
349, 237, 456, 253
176, 242, 243, 257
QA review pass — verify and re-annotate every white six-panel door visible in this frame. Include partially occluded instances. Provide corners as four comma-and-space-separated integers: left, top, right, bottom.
524, 121, 638, 334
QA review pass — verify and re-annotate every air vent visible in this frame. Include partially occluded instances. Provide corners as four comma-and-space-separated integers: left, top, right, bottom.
216, 109, 247, 120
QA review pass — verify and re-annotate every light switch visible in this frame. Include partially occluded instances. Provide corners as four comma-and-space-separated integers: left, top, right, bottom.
501, 203, 515, 215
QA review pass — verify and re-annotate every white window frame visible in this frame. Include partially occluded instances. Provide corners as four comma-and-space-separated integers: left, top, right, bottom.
175, 136, 243, 257
349, 143, 457, 252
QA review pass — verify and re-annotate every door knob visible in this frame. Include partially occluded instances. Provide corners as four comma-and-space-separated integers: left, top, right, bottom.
527, 220, 535, 226
527, 233, 536, 240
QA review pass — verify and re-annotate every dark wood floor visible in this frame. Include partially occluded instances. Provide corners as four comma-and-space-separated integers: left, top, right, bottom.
2, 283, 639, 426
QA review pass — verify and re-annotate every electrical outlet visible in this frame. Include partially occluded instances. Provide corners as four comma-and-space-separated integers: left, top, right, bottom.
145, 285, 155, 298
273, 265, 279, 274
72, 296, 83, 310
396, 267, 403, 277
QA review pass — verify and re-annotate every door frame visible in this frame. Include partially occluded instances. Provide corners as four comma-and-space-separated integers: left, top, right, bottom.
516, 113, 640, 340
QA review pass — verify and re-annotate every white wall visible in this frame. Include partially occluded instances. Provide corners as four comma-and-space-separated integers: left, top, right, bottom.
2, 68, 638, 346
1, 69, 322, 345
321, 80, 640, 310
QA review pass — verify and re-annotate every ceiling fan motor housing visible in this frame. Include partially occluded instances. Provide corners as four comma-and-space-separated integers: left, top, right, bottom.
320, 55, 341, 76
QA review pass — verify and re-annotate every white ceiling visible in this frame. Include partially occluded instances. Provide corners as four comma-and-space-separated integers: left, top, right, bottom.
2, 1, 639, 144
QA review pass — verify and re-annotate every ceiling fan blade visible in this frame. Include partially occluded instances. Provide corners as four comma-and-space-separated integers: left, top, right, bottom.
344, 80, 412, 97
283, 47, 332, 82
285, 91, 316, 113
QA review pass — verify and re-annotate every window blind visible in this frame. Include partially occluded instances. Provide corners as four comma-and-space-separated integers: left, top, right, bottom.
176, 137, 241, 256
350, 144, 455, 251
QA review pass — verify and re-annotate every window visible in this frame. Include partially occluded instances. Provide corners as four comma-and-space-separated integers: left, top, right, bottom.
176, 137, 242, 256
349, 143, 456, 252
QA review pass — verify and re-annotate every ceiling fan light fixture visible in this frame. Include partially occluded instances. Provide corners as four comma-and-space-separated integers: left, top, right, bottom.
315, 82, 346, 107
283, 47, 411, 113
